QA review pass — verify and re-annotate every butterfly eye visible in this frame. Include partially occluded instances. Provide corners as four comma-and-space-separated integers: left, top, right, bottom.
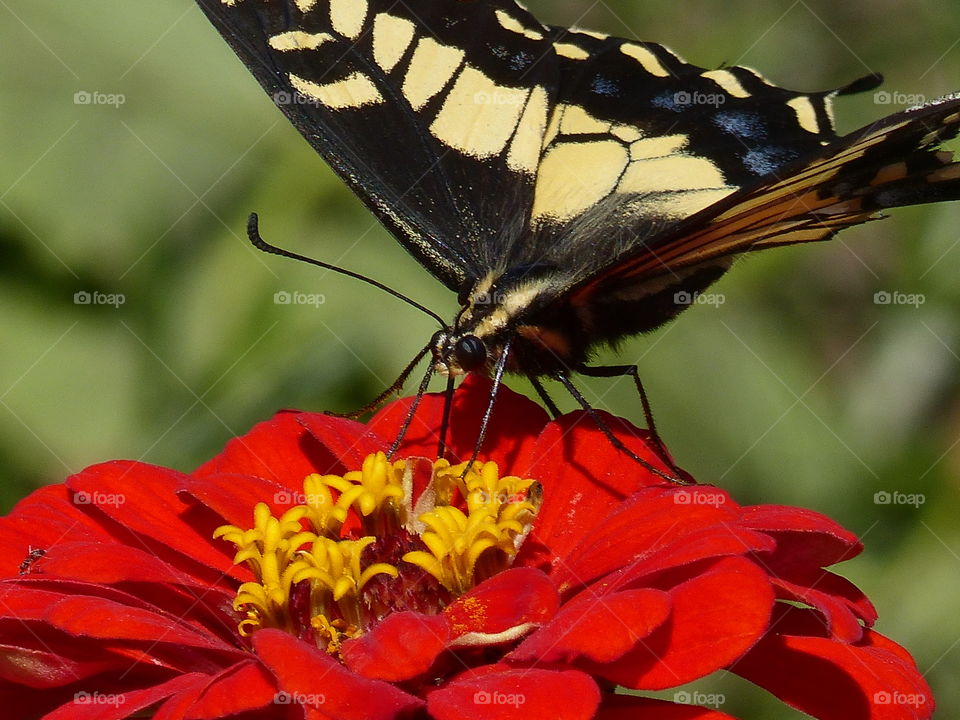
454, 335, 487, 371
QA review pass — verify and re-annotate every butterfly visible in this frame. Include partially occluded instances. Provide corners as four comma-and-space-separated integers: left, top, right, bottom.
194, 0, 960, 478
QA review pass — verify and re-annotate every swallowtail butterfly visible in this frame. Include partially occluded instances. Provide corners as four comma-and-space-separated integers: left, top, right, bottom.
195, 0, 960, 475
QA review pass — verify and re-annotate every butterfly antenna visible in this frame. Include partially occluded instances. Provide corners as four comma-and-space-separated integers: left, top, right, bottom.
247, 213, 446, 326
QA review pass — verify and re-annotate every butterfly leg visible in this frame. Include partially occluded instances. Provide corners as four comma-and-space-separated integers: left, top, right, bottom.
386, 361, 437, 458
576, 363, 671, 462
460, 336, 513, 473
554, 370, 688, 485
331, 341, 432, 419
529, 375, 561, 418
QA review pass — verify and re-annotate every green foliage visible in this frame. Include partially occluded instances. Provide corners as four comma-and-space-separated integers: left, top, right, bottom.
2, 1, 958, 715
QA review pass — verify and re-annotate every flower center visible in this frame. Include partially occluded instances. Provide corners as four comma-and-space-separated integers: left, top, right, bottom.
214, 452, 541, 655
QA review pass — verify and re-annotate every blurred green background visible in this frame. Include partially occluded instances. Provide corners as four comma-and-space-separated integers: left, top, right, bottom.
1, 1, 957, 716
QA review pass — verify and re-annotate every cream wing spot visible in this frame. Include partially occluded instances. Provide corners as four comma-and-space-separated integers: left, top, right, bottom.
575, 29, 609, 40
329, 0, 367, 39
402, 38, 465, 110
295, 0, 318, 10
559, 105, 610, 135
629, 134, 688, 160
494, 9, 544, 40
612, 125, 643, 143
619, 155, 728, 195
542, 104, 563, 147
269, 31, 334, 51
507, 86, 549, 174
786, 96, 820, 134
532, 140, 629, 221
554, 42, 589, 60
289, 71, 382, 109
372, 13, 415, 72
640, 188, 736, 219
430, 67, 528, 159
701, 69, 750, 98
619, 43, 670, 77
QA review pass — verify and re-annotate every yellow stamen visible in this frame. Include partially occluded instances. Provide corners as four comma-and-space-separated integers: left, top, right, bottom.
215, 454, 541, 652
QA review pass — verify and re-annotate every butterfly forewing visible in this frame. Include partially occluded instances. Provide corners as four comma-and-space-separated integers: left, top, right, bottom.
195, 0, 860, 294
196, 0, 562, 291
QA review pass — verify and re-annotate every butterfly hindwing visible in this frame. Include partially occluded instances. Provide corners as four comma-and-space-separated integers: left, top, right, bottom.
566, 93, 960, 307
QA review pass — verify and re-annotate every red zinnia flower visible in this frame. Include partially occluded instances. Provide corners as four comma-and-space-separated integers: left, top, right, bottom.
0, 375, 933, 719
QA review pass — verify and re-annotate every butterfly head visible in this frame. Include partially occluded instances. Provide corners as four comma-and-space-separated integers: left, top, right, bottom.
432, 268, 567, 377
430, 328, 489, 377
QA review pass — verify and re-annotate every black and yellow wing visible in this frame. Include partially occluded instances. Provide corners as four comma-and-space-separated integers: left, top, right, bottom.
565, 94, 960, 311
194, 0, 880, 298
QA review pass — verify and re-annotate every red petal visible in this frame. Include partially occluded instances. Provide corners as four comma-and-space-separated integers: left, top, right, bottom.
180, 471, 310, 531
511, 588, 670, 664
65, 462, 242, 580
177, 660, 279, 719
732, 608, 933, 720
597, 694, 739, 719
253, 629, 424, 719
444, 567, 559, 639
194, 410, 378, 481
41, 673, 208, 720
596, 556, 774, 690
0, 485, 114, 576
427, 667, 600, 720
296, 412, 390, 469
770, 570, 875, 643
548, 486, 747, 592
522, 423, 684, 563
36, 542, 235, 591
369, 374, 548, 466
342, 612, 449, 682
741, 504, 863, 571
0, 586, 236, 657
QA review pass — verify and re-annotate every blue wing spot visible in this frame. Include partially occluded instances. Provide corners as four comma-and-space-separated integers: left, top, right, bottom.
651, 91, 682, 112
743, 146, 802, 176
510, 50, 535, 71
590, 75, 620, 96
712, 111, 767, 139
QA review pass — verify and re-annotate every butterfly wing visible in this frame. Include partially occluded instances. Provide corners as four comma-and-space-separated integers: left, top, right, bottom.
194, 0, 562, 291
566, 94, 960, 308
195, 0, 869, 295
